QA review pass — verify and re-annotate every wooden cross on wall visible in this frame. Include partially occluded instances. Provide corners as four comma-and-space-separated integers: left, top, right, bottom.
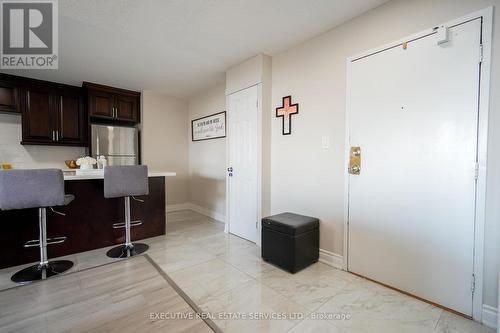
276, 96, 299, 135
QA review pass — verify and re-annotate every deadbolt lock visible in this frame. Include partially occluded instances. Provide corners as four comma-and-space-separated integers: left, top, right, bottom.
349, 146, 361, 175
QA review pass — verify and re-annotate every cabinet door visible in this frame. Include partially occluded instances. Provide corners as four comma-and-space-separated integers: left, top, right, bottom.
115, 94, 139, 122
55, 92, 86, 145
0, 80, 20, 113
22, 87, 55, 144
89, 91, 114, 119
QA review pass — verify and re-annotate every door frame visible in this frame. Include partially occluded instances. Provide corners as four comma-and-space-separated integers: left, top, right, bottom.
343, 7, 493, 322
225, 83, 263, 246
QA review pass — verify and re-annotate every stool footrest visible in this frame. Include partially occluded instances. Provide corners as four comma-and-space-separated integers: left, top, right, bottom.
112, 220, 143, 229
23, 239, 39, 248
47, 236, 67, 245
23, 236, 67, 248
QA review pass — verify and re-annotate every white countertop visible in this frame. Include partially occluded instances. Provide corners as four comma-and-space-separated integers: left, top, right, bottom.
63, 170, 176, 180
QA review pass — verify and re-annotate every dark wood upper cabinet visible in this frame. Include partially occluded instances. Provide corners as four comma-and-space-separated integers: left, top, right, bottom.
84, 82, 140, 123
21, 83, 86, 146
0, 74, 142, 147
0, 79, 20, 113
55, 90, 86, 145
115, 94, 138, 121
89, 90, 114, 119
22, 86, 54, 144
0, 73, 88, 147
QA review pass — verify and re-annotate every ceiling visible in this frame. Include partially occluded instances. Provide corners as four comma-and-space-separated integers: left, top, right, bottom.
1, 0, 388, 98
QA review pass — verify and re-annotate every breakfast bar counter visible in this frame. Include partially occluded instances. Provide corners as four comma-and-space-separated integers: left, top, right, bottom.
63, 170, 177, 181
0, 171, 176, 269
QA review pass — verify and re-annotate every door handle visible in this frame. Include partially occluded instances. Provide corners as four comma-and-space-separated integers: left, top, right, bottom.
227, 167, 233, 177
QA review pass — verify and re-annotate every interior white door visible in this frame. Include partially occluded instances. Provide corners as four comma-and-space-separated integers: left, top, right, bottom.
348, 19, 482, 316
227, 85, 259, 242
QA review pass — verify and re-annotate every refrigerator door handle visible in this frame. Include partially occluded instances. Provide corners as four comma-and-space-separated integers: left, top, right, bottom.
96, 130, 100, 156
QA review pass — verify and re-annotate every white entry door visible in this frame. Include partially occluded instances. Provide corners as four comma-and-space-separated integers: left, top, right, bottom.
348, 19, 482, 316
227, 85, 259, 242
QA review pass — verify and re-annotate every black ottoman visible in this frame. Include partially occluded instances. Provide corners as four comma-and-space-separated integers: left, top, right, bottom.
261, 212, 319, 273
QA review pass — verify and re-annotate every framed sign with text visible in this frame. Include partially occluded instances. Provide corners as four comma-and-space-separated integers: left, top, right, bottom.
191, 111, 226, 141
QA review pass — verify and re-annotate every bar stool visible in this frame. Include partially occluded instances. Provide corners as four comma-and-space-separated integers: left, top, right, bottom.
0, 169, 74, 283
104, 165, 149, 258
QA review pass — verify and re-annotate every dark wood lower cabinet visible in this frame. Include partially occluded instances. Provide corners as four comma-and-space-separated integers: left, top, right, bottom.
0, 177, 166, 269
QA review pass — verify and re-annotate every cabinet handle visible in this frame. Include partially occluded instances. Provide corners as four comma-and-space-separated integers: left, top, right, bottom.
52, 130, 55, 141
56, 130, 59, 141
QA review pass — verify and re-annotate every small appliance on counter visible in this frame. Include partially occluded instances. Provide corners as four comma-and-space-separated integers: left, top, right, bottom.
97, 156, 107, 169
91, 124, 139, 166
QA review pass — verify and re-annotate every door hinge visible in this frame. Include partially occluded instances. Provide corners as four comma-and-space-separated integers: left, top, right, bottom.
256, 100, 259, 108
471, 274, 476, 294
474, 163, 479, 180
479, 44, 483, 64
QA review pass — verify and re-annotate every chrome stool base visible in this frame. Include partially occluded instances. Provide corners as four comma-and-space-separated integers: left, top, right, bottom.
106, 243, 149, 258
11, 260, 73, 284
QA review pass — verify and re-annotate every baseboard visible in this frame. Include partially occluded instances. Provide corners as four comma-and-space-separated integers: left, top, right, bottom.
166, 203, 190, 212
166, 202, 225, 223
187, 203, 226, 223
482, 304, 497, 329
318, 249, 343, 269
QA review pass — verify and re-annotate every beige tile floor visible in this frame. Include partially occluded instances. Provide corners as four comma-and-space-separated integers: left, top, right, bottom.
0, 210, 495, 333
0, 256, 213, 333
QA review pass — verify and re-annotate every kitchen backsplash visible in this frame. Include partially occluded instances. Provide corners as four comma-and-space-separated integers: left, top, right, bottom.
0, 114, 86, 169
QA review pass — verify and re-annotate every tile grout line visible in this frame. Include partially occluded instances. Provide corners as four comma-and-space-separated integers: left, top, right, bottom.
158, 239, 311, 332
216, 251, 368, 333
215, 249, 321, 331
0, 255, 129, 293
433, 309, 446, 330
144, 253, 223, 333
282, 277, 363, 333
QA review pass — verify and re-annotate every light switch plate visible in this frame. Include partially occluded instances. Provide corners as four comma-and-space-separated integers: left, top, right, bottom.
322, 135, 330, 149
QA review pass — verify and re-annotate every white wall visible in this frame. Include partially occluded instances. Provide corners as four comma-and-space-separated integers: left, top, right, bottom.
0, 113, 85, 169
270, 0, 499, 311
226, 55, 268, 95
141, 91, 189, 205
187, 84, 227, 219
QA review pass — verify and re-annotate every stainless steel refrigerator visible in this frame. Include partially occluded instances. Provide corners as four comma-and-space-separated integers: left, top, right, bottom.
91, 124, 139, 166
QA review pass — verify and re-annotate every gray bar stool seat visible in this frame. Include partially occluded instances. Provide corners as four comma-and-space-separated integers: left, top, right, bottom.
104, 165, 149, 258
0, 169, 74, 283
